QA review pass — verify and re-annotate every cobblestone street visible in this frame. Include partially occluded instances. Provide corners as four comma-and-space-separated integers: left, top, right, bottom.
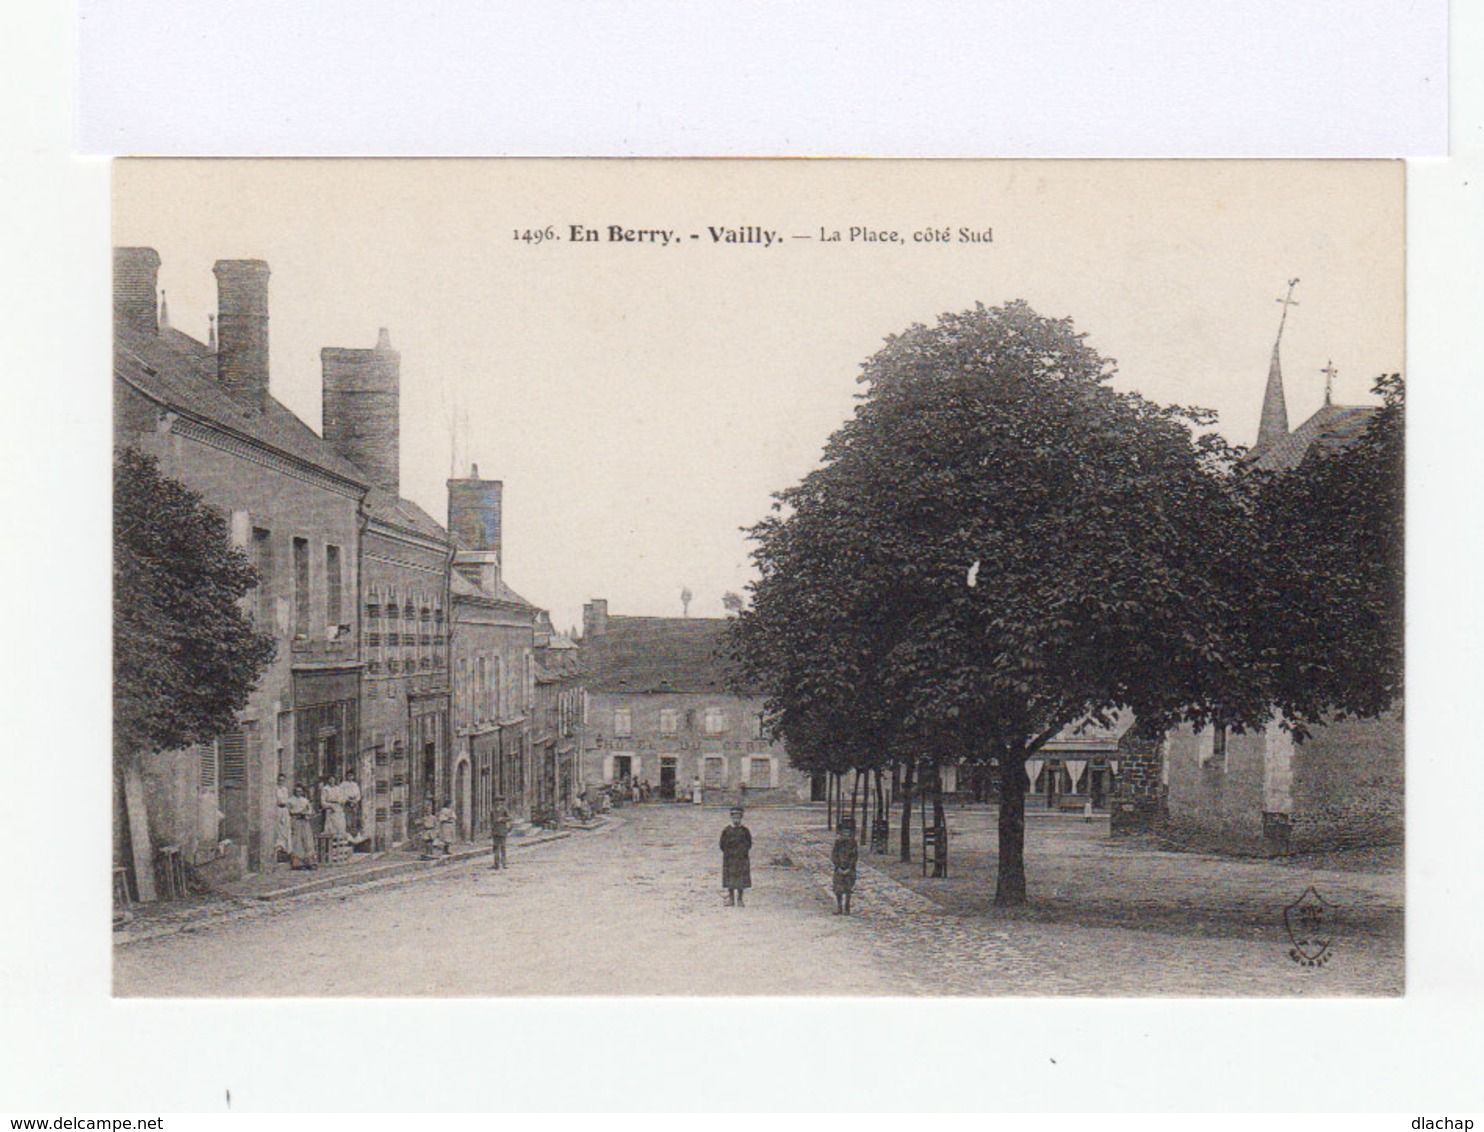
114, 803, 1402, 997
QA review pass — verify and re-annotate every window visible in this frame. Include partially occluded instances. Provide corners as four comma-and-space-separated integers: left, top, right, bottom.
251, 528, 273, 626
614, 708, 632, 738
659, 709, 679, 736
220, 728, 246, 789
750, 712, 764, 740
748, 757, 771, 789
325, 544, 343, 629
1212, 725, 1228, 770
703, 707, 728, 735
292, 537, 310, 639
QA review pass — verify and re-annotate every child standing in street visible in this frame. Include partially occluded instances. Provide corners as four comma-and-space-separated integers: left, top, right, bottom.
832, 824, 859, 915
719, 806, 752, 907
491, 797, 511, 870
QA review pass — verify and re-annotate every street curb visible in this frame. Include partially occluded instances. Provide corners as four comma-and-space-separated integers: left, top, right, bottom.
246, 828, 573, 901
114, 820, 608, 946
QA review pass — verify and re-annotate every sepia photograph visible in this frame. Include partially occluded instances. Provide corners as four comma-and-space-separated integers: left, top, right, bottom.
109, 158, 1404, 998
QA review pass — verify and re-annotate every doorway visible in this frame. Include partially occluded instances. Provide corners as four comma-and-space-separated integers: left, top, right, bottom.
612, 755, 632, 784
422, 740, 437, 810
659, 757, 677, 800
703, 756, 725, 789
1089, 766, 1110, 810
455, 759, 470, 842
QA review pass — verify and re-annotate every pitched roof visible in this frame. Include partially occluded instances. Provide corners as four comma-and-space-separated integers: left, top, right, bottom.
1248, 403, 1378, 473
114, 321, 370, 489
365, 487, 449, 545
448, 568, 538, 610
584, 616, 744, 694
535, 646, 584, 684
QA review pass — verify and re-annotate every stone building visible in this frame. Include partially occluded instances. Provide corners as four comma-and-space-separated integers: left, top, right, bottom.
1021, 715, 1128, 811
114, 249, 369, 880
579, 602, 811, 803
1160, 306, 1403, 854
532, 611, 583, 820
446, 470, 539, 837
949, 715, 1131, 812
321, 331, 453, 850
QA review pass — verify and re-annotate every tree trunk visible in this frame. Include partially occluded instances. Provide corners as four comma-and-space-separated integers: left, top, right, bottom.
930, 762, 947, 877
858, 770, 868, 844
825, 771, 833, 829
866, 765, 878, 848
899, 760, 915, 861
995, 751, 1028, 906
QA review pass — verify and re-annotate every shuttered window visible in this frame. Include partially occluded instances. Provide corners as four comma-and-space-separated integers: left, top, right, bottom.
325, 544, 343, 628
292, 538, 310, 639
220, 729, 247, 789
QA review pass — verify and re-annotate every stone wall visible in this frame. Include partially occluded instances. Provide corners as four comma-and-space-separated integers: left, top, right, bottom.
1163, 725, 1272, 854
1109, 731, 1164, 836
1289, 711, 1404, 851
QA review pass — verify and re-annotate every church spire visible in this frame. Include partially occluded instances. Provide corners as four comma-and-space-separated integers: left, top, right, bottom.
1255, 278, 1299, 453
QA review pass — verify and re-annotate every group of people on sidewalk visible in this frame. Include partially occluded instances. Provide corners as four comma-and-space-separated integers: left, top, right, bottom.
718, 806, 859, 915
273, 771, 366, 871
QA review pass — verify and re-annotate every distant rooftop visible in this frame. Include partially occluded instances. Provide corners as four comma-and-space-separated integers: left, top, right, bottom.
1247, 403, 1378, 474
584, 615, 747, 695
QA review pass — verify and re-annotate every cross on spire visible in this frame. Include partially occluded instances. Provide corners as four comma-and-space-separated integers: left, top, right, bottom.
1321, 359, 1337, 406
1275, 277, 1300, 342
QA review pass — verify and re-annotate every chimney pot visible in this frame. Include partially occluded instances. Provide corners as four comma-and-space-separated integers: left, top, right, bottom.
113, 247, 161, 334
583, 599, 609, 639
322, 332, 401, 495
214, 259, 271, 413
448, 472, 504, 594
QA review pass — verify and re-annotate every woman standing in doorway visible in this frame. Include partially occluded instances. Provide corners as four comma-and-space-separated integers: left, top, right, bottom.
287, 784, 316, 870
273, 774, 292, 866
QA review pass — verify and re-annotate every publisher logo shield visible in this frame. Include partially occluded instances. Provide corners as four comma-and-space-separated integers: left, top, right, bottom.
1284, 886, 1335, 966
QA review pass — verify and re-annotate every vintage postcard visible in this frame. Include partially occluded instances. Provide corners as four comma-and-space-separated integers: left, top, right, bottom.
110, 159, 1403, 997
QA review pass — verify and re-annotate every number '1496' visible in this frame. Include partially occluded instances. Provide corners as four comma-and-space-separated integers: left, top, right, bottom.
513, 227, 557, 244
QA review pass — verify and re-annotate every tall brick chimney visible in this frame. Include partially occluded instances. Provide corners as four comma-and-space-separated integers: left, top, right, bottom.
214, 259, 271, 413
448, 467, 503, 593
583, 599, 609, 640
322, 328, 401, 494
113, 247, 161, 334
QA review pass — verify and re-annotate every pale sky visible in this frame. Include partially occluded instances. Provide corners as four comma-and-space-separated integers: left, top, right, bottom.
113, 160, 1404, 631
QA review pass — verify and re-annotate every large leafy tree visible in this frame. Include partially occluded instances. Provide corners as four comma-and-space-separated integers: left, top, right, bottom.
1238, 374, 1404, 731
114, 446, 277, 764
734, 301, 1245, 904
